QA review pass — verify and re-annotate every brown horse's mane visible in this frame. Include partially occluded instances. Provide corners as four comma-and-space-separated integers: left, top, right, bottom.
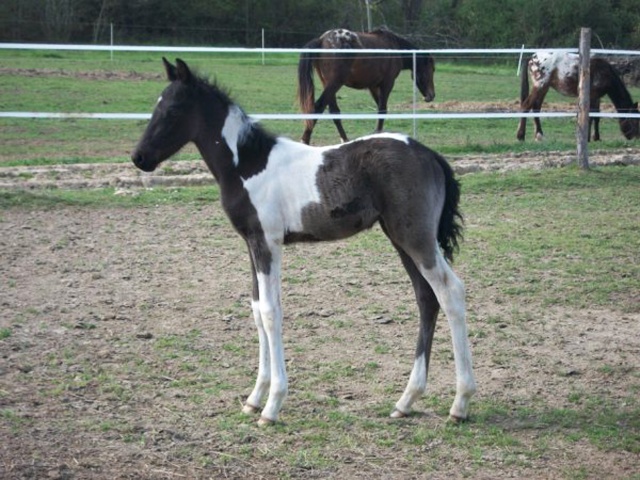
367, 27, 428, 70
369, 27, 418, 50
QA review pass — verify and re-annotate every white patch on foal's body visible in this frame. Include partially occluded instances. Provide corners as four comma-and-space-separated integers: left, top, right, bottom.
242, 138, 326, 237
240, 132, 412, 240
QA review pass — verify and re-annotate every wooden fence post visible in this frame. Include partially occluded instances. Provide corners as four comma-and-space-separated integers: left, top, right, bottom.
576, 27, 591, 169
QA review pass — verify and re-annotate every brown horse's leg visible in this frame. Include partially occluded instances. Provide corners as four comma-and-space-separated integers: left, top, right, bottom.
301, 93, 327, 144
302, 85, 344, 144
590, 99, 601, 141
327, 97, 348, 142
301, 119, 317, 145
370, 85, 393, 133
301, 90, 331, 144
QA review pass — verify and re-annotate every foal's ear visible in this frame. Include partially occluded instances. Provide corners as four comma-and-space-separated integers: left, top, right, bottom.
175, 58, 194, 84
162, 57, 178, 81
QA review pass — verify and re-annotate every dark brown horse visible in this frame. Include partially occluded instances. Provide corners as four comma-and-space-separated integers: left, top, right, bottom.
297, 27, 436, 144
517, 51, 640, 141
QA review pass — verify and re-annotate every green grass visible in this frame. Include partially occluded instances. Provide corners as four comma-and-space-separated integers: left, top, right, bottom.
0, 185, 219, 209
459, 166, 640, 312
2, 48, 639, 165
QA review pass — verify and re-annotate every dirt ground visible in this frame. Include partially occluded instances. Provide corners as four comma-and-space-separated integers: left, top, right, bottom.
1, 147, 640, 190
1, 154, 639, 479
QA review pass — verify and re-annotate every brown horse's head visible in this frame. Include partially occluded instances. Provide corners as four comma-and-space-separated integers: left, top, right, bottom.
414, 54, 436, 102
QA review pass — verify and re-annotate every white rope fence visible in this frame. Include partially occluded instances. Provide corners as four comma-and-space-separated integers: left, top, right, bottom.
1, 43, 639, 122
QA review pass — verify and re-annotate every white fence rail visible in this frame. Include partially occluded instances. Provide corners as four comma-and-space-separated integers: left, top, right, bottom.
1, 42, 639, 123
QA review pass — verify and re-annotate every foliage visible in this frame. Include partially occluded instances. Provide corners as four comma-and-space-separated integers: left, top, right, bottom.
1, 0, 639, 49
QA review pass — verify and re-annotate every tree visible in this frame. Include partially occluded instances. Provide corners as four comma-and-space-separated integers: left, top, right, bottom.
44, 0, 76, 42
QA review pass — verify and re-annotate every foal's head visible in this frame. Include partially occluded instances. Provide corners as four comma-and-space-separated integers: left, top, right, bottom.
620, 102, 640, 140
414, 54, 436, 102
132, 58, 222, 172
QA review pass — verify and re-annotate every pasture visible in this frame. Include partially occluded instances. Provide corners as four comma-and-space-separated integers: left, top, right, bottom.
2, 49, 640, 165
1, 49, 639, 479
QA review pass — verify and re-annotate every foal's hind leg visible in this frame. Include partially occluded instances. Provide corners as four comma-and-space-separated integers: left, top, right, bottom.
416, 250, 476, 421
389, 246, 440, 417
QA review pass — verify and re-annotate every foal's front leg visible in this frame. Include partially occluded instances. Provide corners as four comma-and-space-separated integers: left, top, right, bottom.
244, 245, 288, 425
242, 257, 272, 415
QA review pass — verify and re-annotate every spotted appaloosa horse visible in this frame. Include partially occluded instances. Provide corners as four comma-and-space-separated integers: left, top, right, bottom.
132, 58, 475, 425
297, 27, 436, 144
517, 51, 640, 141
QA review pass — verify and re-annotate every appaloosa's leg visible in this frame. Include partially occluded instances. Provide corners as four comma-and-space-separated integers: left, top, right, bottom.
417, 251, 476, 421
531, 89, 550, 141
388, 246, 440, 418
250, 245, 288, 425
516, 115, 528, 141
516, 96, 533, 141
518, 86, 549, 141
242, 256, 271, 414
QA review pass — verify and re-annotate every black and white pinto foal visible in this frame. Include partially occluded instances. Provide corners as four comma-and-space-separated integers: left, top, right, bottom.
132, 58, 476, 425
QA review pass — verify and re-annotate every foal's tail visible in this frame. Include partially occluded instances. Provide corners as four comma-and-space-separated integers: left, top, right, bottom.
435, 154, 463, 263
520, 56, 530, 106
297, 37, 322, 131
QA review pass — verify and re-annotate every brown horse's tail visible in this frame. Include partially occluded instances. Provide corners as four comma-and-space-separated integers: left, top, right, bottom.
297, 37, 322, 131
520, 56, 530, 106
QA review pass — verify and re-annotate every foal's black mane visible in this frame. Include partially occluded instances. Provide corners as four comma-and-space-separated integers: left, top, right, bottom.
188, 70, 278, 177
190, 71, 234, 108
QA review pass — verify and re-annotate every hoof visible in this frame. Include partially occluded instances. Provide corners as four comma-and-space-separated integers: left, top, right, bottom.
242, 403, 260, 415
390, 409, 409, 419
258, 416, 276, 426
448, 414, 468, 424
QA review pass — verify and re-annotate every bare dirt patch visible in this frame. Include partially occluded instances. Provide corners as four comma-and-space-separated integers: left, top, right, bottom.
1, 157, 639, 478
2, 148, 640, 190
0, 67, 163, 82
